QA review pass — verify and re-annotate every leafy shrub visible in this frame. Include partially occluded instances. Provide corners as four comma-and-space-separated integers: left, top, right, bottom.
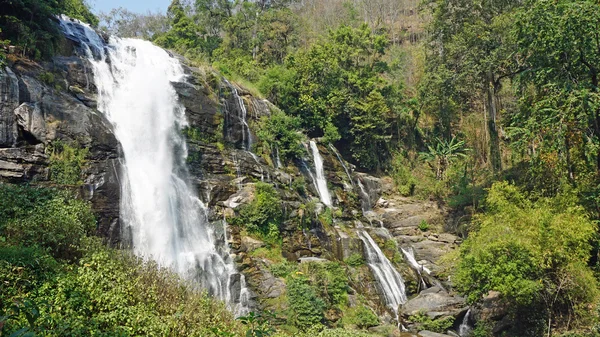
345, 305, 379, 329
48, 141, 89, 185
455, 182, 598, 331
286, 275, 325, 330
1, 186, 95, 260
232, 182, 282, 242
256, 109, 305, 163
390, 152, 417, 196
408, 312, 454, 333
344, 253, 364, 268
418, 220, 429, 232
270, 261, 297, 278
298, 262, 349, 308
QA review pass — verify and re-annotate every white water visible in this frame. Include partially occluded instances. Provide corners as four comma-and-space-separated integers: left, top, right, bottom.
357, 178, 371, 212
58, 17, 248, 314
459, 309, 472, 336
224, 79, 252, 151
357, 230, 407, 319
309, 141, 332, 207
329, 143, 354, 186
401, 247, 431, 288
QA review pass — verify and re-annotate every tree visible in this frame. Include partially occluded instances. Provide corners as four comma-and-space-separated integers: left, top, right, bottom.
455, 182, 598, 335
422, 0, 524, 172
509, 0, 600, 189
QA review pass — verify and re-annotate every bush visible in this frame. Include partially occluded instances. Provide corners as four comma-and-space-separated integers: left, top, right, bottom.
455, 182, 598, 331
232, 182, 282, 242
0, 185, 95, 260
286, 275, 325, 330
256, 108, 305, 163
408, 312, 454, 333
48, 141, 89, 185
418, 220, 429, 232
345, 306, 379, 329
344, 253, 364, 268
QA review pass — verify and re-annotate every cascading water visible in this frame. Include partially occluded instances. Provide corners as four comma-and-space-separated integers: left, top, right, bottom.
357, 178, 371, 212
357, 230, 407, 320
224, 79, 252, 151
309, 141, 332, 207
329, 143, 354, 187
459, 309, 473, 337
59, 17, 249, 315
401, 247, 431, 288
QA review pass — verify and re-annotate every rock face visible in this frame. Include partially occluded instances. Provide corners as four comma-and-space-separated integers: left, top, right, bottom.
0, 55, 120, 242
1, 35, 465, 334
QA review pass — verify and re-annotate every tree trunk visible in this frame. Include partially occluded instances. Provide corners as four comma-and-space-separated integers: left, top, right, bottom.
486, 72, 502, 173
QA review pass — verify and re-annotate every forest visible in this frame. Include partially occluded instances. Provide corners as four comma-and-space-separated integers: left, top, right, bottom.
2, 0, 600, 336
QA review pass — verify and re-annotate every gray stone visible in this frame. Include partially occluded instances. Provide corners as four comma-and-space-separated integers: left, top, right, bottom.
14, 103, 46, 143
418, 330, 453, 337
241, 236, 264, 252
0, 67, 19, 147
402, 288, 466, 318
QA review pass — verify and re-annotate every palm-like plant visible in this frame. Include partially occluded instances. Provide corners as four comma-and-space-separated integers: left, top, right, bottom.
420, 136, 468, 180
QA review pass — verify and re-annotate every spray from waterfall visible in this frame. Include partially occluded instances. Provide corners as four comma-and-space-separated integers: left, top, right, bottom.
58, 16, 249, 315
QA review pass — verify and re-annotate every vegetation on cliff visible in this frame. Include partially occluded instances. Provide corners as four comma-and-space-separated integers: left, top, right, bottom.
4, 0, 600, 336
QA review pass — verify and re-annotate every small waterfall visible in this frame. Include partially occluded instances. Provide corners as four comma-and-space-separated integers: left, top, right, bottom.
309, 141, 332, 207
401, 247, 431, 288
59, 17, 248, 314
329, 143, 353, 187
274, 145, 283, 169
459, 309, 473, 337
357, 178, 371, 212
357, 230, 407, 320
224, 79, 252, 151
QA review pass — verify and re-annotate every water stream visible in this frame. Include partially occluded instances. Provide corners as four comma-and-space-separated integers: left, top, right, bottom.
59, 16, 249, 315
357, 229, 407, 321
309, 140, 332, 207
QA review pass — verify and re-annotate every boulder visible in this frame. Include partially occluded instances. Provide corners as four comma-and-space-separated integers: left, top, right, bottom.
402, 286, 466, 319
241, 236, 264, 252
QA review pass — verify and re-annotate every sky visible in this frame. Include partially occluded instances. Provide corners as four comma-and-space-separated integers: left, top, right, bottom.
90, 0, 171, 14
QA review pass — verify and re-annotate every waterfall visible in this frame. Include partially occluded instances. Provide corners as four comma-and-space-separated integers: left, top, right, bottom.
357, 230, 407, 320
224, 79, 252, 151
459, 309, 473, 336
401, 247, 431, 288
59, 17, 248, 314
328, 143, 353, 187
357, 178, 371, 212
309, 141, 332, 207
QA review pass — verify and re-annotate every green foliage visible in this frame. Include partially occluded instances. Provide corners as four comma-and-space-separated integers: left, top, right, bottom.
232, 182, 282, 242
390, 153, 417, 196
237, 311, 275, 337
455, 182, 598, 331
343, 306, 379, 330
48, 141, 88, 185
419, 136, 468, 180
408, 312, 454, 333
0, 184, 94, 260
286, 275, 325, 330
344, 253, 364, 268
256, 109, 305, 163
418, 220, 429, 232
0, 0, 97, 58
298, 262, 349, 308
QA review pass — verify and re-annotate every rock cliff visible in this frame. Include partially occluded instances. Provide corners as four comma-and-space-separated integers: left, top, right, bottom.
0, 33, 468, 334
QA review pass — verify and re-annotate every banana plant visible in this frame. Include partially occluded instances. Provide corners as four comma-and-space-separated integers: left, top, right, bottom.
420, 136, 468, 180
